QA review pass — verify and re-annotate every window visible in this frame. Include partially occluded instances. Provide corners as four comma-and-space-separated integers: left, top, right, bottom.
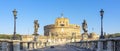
60, 24, 64, 26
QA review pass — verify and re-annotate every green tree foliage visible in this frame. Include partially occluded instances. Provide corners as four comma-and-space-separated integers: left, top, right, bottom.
0, 34, 11, 39
0, 34, 21, 39
107, 33, 120, 38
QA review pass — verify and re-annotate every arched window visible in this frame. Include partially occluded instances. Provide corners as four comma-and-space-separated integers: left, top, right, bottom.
60, 24, 64, 26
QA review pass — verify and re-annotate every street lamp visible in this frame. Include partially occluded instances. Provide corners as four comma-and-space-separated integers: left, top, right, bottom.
100, 9, 104, 39
12, 9, 17, 40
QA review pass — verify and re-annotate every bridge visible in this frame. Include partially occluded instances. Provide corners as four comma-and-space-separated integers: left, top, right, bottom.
0, 38, 119, 51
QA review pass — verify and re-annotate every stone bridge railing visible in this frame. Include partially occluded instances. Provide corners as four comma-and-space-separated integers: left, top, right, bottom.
0, 38, 119, 51
67, 38, 120, 51
0, 39, 48, 51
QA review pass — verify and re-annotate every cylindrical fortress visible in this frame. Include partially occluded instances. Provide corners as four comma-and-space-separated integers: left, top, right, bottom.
44, 16, 81, 37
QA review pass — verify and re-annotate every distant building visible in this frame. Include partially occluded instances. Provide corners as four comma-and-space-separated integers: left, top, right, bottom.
44, 15, 81, 38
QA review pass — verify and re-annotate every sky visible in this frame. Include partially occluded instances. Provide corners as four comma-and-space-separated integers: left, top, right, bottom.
0, 0, 120, 35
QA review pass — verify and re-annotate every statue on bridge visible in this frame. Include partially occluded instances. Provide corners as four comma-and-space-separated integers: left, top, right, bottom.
82, 19, 88, 40
82, 19, 88, 32
33, 20, 39, 35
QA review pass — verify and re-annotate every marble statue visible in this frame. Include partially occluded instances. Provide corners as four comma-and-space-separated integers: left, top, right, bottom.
34, 20, 39, 34
82, 19, 88, 32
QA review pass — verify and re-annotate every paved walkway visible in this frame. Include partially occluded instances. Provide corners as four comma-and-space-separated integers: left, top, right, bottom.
30, 45, 92, 51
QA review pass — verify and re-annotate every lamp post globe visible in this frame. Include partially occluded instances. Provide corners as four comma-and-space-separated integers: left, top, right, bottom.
13, 9, 17, 17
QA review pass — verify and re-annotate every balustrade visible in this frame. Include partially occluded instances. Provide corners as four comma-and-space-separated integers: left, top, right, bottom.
67, 38, 120, 51
114, 40, 120, 51
0, 38, 119, 51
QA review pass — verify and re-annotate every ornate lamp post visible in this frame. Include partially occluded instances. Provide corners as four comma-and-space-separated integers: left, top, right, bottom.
12, 9, 17, 40
100, 9, 104, 39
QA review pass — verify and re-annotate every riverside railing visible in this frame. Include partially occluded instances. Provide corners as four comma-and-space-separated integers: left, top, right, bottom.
67, 38, 120, 51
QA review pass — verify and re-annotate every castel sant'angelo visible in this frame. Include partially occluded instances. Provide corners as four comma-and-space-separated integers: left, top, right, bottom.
44, 14, 81, 38
22, 14, 99, 44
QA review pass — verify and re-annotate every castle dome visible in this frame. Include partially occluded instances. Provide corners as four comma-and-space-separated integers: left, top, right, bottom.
90, 32, 99, 39
90, 32, 96, 36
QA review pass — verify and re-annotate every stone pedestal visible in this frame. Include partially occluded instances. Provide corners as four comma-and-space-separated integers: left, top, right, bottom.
82, 32, 88, 41
13, 40, 20, 51
36, 43, 39, 48
23, 42, 28, 51
1, 42, 8, 51
29, 43, 33, 50
107, 41, 113, 51
34, 42, 37, 49
90, 42, 94, 50
97, 41, 103, 51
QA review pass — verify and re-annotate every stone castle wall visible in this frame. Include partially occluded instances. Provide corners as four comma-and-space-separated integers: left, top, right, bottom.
44, 24, 81, 37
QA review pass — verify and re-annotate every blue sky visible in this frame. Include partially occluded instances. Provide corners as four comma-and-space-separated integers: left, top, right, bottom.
0, 0, 120, 35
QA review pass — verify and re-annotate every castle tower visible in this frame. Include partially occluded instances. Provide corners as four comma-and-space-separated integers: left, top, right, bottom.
44, 14, 81, 40
55, 13, 69, 27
